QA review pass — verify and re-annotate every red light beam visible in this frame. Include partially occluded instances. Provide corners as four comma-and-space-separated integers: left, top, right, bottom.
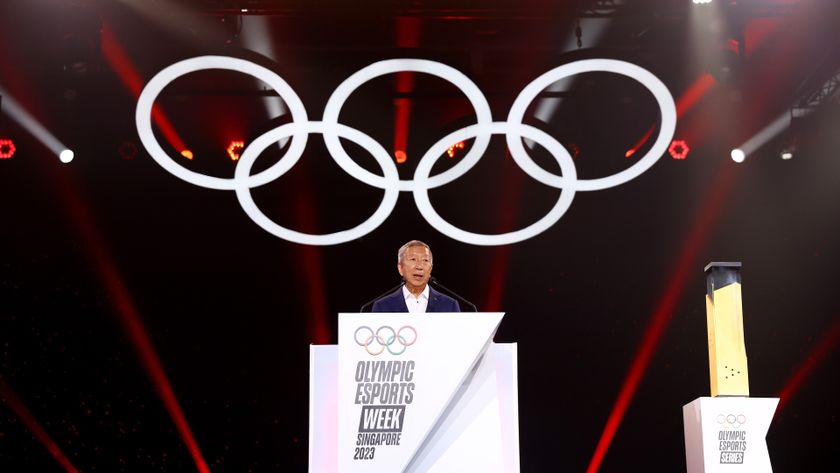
676, 73, 716, 117
586, 162, 740, 473
0, 377, 79, 473
483, 149, 525, 312
58, 175, 210, 473
290, 173, 330, 344
392, 16, 421, 164
776, 313, 840, 414
625, 73, 716, 158
101, 21, 188, 155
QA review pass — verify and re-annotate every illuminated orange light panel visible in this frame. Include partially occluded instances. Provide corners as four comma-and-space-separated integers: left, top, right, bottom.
447, 141, 465, 158
227, 140, 245, 161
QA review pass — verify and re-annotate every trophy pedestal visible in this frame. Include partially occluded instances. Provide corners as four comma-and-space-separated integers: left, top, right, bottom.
683, 397, 778, 473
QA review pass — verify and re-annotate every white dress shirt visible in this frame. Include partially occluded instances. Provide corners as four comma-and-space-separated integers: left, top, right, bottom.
402, 284, 430, 314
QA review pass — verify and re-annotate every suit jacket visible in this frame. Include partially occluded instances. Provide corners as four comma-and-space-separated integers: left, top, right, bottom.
371, 285, 460, 313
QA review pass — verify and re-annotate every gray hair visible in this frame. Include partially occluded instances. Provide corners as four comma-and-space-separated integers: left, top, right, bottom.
397, 240, 433, 264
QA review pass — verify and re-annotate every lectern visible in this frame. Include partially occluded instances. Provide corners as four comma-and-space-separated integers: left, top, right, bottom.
309, 312, 520, 472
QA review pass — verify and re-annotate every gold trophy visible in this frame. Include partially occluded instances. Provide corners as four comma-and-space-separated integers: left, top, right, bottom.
704, 262, 749, 397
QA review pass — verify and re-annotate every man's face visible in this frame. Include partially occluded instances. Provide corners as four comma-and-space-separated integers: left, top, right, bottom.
398, 245, 433, 293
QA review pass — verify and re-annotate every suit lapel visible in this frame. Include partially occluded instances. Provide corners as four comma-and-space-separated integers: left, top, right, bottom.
393, 287, 409, 312
427, 288, 438, 312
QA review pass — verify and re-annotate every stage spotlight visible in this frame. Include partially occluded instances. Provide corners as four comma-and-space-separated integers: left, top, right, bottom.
692, 0, 713, 4
59, 149, 75, 163
568, 142, 581, 159
0, 87, 72, 159
730, 148, 745, 163
227, 140, 245, 161
0, 139, 15, 159
668, 139, 690, 160
118, 141, 138, 160
446, 141, 465, 158
180, 149, 194, 160
779, 128, 800, 161
117, 141, 138, 161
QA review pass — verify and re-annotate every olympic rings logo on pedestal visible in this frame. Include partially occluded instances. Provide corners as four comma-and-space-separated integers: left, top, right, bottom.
354, 325, 417, 356
136, 56, 677, 246
716, 413, 747, 429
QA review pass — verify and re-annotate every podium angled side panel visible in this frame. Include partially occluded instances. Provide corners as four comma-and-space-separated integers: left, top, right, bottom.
403, 342, 520, 473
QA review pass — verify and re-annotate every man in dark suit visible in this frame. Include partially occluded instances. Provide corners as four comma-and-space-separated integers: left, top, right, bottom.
372, 240, 460, 313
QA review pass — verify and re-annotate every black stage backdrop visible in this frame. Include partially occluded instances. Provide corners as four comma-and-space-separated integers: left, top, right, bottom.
1, 0, 840, 472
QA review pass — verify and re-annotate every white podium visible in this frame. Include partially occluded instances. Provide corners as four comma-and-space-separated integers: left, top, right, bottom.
309, 312, 520, 472
683, 397, 779, 473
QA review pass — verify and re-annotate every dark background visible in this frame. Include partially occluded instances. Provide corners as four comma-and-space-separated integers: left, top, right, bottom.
2, 0, 839, 471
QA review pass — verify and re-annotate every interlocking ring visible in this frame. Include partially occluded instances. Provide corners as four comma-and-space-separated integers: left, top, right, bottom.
234, 122, 399, 245
322, 59, 493, 192
716, 413, 747, 429
136, 56, 309, 191
137, 56, 676, 246
353, 325, 417, 356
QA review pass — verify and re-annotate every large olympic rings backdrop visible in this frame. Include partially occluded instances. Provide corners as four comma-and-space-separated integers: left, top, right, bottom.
136, 56, 677, 246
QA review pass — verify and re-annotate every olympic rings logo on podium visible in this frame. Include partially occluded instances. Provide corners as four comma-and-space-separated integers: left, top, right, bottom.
136, 56, 677, 246
716, 413, 747, 429
354, 325, 417, 356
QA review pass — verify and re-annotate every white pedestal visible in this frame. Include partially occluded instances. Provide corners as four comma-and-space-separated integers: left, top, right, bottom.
683, 397, 779, 473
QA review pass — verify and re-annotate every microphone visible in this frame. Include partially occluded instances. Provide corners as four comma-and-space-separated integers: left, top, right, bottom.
359, 279, 404, 312
429, 277, 477, 312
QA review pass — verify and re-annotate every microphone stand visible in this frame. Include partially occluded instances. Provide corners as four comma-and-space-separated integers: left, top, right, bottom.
429, 277, 477, 312
359, 280, 404, 312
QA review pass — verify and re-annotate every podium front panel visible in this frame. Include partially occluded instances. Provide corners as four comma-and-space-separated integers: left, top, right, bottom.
309, 312, 519, 472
